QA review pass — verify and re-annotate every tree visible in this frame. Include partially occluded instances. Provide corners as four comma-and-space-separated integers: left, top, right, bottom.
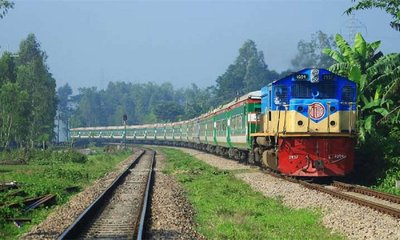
291, 31, 336, 70
346, 0, 400, 31
0, 52, 16, 85
71, 87, 102, 127
0, 34, 58, 148
0, 0, 13, 19
323, 33, 400, 140
179, 84, 215, 119
215, 40, 276, 104
16, 34, 57, 147
153, 101, 183, 122
57, 83, 73, 140
0, 52, 30, 148
0, 82, 29, 148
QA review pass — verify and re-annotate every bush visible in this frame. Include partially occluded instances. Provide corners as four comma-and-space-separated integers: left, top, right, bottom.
28, 149, 88, 164
53, 150, 88, 164
354, 125, 400, 195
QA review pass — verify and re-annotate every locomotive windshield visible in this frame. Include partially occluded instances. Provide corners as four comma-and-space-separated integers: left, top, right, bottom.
341, 85, 354, 102
291, 82, 336, 99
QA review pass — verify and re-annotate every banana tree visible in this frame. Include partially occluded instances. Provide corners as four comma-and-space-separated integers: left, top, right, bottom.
323, 33, 400, 140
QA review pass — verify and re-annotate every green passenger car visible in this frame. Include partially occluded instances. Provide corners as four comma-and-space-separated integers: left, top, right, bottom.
69, 91, 261, 161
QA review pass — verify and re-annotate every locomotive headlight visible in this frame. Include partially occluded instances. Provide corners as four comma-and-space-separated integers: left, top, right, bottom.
297, 106, 304, 112
311, 69, 319, 83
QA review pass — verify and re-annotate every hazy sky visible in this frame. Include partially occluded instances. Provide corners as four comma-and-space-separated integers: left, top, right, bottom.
0, 0, 399, 92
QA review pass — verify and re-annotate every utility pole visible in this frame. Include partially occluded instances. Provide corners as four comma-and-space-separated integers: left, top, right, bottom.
123, 114, 127, 149
342, 13, 367, 45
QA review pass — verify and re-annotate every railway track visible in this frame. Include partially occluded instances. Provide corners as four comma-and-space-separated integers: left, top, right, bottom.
263, 170, 400, 218
58, 149, 155, 239
331, 181, 400, 204
297, 180, 400, 218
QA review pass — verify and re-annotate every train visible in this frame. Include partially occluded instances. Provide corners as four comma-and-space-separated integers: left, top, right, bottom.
70, 68, 357, 177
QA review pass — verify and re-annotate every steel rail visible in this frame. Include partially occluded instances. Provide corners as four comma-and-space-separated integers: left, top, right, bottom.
262, 169, 400, 219
332, 181, 400, 204
136, 150, 156, 240
299, 181, 400, 218
58, 149, 146, 240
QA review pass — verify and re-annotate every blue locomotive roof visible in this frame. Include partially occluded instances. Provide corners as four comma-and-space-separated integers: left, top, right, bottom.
271, 68, 350, 85
261, 68, 356, 122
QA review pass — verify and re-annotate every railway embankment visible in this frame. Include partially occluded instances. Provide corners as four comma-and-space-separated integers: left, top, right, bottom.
160, 147, 344, 239
175, 147, 400, 240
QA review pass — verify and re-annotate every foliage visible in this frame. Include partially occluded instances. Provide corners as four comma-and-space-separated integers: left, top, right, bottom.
17, 34, 57, 147
0, 82, 29, 148
324, 32, 400, 194
0, 0, 13, 19
345, 0, 400, 31
0, 148, 131, 239
215, 40, 278, 104
57, 83, 73, 141
291, 31, 336, 70
71, 82, 215, 127
0, 34, 57, 149
352, 126, 400, 195
161, 148, 343, 239
373, 126, 400, 195
323, 33, 400, 141
0, 148, 88, 164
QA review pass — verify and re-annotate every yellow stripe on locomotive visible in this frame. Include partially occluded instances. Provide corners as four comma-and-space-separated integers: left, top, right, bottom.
258, 68, 357, 136
252, 68, 357, 176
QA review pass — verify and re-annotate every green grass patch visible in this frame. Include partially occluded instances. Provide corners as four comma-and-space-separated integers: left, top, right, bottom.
0, 148, 132, 239
161, 148, 343, 240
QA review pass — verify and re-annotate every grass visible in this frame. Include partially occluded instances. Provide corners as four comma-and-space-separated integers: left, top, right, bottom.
161, 147, 344, 240
0, 147, 132, 239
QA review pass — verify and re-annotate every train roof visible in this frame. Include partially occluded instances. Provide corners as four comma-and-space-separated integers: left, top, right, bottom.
268, 68, 351, 86
211, 90, 261, 113
70, 91, 261, 131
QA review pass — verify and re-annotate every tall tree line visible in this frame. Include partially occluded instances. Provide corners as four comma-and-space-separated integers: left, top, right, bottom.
69, 37, 334, 128
0, 34, 57, 148
69, 40, 279, 128
67, 82, 215, 128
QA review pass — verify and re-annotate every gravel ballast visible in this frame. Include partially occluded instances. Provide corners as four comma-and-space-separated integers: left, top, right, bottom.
145, 151, 204, 239
177, 147, 400, 240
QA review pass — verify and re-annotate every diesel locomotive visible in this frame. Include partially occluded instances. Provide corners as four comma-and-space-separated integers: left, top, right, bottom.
70, 68, 357, 177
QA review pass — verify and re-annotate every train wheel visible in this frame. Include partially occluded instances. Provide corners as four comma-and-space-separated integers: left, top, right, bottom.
255, 149, 261, 165
248, 151, 255, 164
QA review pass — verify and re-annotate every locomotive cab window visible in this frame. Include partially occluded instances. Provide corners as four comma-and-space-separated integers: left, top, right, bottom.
274, 85, 288, 104
341, 85, 354, 102
291, 82, 336, 99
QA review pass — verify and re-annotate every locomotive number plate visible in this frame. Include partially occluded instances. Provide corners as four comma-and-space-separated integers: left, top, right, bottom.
295, 73, 308, 81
